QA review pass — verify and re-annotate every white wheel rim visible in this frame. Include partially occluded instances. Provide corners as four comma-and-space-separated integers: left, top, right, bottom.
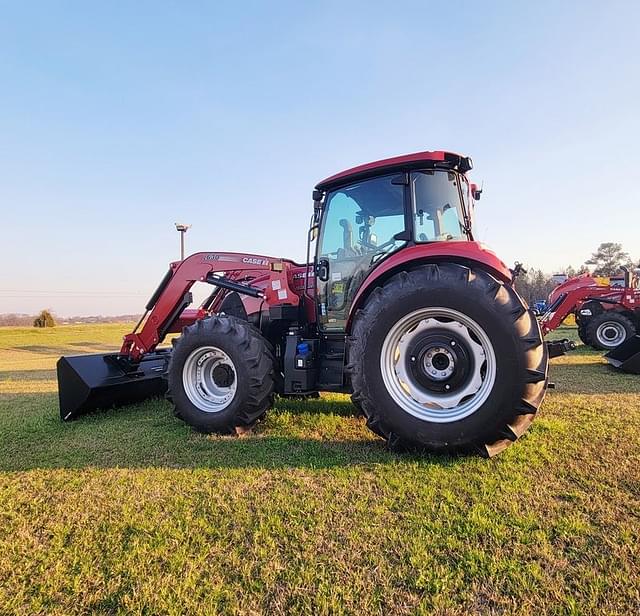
380, 307, 497, 423
182, 346, 237, 412
596, 321, 626, 347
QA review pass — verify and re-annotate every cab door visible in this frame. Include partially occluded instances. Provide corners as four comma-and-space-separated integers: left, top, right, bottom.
316, 174, 407, 332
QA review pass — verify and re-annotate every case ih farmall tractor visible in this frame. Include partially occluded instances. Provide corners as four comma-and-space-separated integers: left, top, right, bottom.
540, 268, 640, 350
58, 150, 553, 457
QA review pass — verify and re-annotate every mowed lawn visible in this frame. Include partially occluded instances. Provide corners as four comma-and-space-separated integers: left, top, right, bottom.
0, 324, 638, 615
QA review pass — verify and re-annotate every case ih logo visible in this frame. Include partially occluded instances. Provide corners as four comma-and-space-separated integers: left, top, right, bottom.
203, 254, 268, 265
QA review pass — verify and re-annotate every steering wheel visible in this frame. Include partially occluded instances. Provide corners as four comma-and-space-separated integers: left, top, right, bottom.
359, 237, 396, 252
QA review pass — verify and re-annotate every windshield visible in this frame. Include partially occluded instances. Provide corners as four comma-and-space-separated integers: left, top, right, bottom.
411, 170, 468, 242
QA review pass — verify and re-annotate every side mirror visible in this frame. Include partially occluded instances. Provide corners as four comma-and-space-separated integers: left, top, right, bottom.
312, 189, 324, 225
470, 183, 483, 201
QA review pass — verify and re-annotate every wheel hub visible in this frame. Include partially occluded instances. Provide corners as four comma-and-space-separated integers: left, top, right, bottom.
381, 309, 496, 423
424, 347, 454, 379
212, 363, 235, 388
596, 321, 626, 347
183, 346, 237, 413
406, 328, 475, 395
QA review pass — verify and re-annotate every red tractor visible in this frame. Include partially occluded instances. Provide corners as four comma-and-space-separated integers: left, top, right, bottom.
58, 150, 555, 457
540, 268, 640, 350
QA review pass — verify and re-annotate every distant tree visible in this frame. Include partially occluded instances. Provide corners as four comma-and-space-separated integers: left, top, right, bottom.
33, 309, 55, 328
513, 268, 556, 305
0, 313, 33, 326
564, 264, 590, 278
585, 242, 631, 276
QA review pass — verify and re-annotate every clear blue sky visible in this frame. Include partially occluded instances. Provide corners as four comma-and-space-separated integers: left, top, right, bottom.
1, 1, 638, 316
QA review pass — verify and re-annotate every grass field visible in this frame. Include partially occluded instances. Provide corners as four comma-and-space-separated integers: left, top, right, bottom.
0, 323, 638, 615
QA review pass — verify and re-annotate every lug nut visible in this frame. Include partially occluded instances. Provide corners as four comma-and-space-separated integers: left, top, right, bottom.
445, 384, 451, 390
450, 340, 456, 347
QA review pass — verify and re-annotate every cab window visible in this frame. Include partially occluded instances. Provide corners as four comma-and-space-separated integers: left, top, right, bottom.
319, 176, 405, 261
317, 175, 405, 330
412, 170, 466, 242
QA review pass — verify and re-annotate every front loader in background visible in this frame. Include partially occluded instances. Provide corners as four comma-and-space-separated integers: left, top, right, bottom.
58, 150, 554, 457
538, 268, 640, 372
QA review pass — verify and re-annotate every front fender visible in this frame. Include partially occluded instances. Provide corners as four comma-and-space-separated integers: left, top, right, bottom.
346, 242, 513, 331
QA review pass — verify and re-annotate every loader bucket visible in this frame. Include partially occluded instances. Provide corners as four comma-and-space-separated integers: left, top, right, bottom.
57, 351, 170, 421
604, 335, 640, 374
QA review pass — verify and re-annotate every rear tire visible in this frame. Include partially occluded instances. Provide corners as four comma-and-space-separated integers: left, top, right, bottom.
577, 323, 589, 345
585, 311, 636, 350
348, 263, 548, 456
167, 315, 274, 433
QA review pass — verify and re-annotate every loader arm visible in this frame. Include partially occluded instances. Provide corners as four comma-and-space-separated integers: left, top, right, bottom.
120, 252, 298, 361
540, 286, 623, 335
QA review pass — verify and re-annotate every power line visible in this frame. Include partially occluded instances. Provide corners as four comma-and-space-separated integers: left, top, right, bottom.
0, 290, 147, 296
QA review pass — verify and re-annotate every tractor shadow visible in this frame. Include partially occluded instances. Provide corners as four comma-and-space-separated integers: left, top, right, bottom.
0, 393, 445, 471
3, 358, 636, 472
274, 395, 361, 417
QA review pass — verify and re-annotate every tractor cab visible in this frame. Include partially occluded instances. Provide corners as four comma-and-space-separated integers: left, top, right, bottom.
621, 265, 640, 290
311, 152, 475, 331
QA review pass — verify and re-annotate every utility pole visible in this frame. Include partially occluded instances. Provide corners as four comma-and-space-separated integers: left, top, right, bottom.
175, 223, 191, 260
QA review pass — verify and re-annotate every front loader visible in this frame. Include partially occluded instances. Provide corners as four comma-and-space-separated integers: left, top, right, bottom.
58, 150, 554, 456
539, 268, 640, 372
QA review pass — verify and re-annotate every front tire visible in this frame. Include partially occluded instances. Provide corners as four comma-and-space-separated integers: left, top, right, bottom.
585, 311, 636, 350
348, 264, 548, 456
167, 315, 274, 433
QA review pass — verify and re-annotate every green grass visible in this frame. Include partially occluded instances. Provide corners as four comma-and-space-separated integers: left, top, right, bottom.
0, 324, 639, 615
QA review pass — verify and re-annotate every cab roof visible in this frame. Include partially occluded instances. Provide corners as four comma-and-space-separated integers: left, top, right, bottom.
315, 150, 472, 192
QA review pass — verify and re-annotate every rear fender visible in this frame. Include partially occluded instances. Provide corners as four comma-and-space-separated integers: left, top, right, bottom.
345, 242, 513, 332
576, 299, 604, 318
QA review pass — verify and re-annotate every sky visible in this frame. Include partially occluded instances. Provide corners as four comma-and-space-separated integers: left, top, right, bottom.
1, 1, 639, 316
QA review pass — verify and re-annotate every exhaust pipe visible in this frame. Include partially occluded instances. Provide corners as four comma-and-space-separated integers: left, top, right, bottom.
57, 350, 171, 421
604, 335, 640, 374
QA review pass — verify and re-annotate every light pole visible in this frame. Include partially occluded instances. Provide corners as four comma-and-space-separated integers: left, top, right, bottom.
175, 223, 191, 260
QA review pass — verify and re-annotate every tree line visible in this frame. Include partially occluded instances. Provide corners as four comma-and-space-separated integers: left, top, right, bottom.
0, 310, 57, 327
515, 242, 637, 305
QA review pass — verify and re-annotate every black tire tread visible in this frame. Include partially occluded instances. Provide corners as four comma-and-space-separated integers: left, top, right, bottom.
584, 311, 636, 351
577, 323, 590, 346
347, 263, 548, 456
166, 315, 274, 433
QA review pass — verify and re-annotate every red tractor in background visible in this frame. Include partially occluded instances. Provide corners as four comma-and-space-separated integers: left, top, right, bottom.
540, 267, 640, 350
58, 150, 561, 457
